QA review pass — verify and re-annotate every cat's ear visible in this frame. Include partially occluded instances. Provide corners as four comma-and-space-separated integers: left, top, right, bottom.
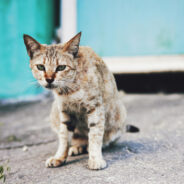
63, 32, 81, 57
23, 34, 42, 59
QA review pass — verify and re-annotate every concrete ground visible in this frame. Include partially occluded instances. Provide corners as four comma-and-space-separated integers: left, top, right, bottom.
0, 94, 184, 184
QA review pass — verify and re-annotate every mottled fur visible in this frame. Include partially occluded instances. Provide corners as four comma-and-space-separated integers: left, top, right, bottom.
23, 33, 127, 170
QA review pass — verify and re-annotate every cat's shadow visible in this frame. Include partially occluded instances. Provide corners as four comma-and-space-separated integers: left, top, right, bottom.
103, 140, 161, 166
65, 139, 161, 168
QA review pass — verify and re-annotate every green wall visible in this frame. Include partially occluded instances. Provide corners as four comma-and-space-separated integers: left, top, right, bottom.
77, 0, 184, 57
0, 0, 54, 99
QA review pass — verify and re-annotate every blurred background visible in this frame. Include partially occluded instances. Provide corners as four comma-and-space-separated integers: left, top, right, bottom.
0, 0, 184, 102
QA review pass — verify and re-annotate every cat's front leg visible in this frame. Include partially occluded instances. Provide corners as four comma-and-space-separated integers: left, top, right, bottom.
46, 112, 70, 168
87, 106, 107, 170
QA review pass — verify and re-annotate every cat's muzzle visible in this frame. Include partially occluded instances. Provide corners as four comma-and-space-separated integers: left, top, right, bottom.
45, 83, 56, 89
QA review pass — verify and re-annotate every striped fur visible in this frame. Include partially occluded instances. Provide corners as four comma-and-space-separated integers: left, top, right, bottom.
23, 32, 127, 170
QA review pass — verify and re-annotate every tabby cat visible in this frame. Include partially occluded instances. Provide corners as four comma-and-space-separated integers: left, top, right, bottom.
23, 32, 127, 170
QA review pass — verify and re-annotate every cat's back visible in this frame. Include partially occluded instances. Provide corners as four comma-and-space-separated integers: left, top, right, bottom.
78, 46, 109, 74
78, 46, 118, 100
78, 46, 102, 64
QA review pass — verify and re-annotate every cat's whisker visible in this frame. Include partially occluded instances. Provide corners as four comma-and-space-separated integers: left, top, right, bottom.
60, 79, 74, 83
35, 83, 42, 89
29, 81, 38, 85
54, 80, 78, 93
27, 80, 42, 89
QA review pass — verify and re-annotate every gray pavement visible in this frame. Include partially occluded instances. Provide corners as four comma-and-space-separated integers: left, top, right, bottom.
0, 94, 184, 184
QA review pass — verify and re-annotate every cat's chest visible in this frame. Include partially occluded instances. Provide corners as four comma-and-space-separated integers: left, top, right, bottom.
55, 89, 88, 112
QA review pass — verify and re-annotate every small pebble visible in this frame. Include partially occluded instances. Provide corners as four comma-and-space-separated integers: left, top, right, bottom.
22, 146, 28, 152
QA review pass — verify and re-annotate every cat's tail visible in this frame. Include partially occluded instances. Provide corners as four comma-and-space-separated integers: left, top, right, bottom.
117, 91, 140, 133
126, 124, 140, 133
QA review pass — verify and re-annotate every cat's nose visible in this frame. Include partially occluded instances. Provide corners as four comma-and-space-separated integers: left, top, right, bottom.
46, 78, 54, 84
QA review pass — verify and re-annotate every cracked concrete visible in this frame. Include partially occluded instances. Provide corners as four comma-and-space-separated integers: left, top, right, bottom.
0, 94, 184, 184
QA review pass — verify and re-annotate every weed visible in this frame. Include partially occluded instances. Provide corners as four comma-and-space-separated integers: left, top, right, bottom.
0, 161, 11, 183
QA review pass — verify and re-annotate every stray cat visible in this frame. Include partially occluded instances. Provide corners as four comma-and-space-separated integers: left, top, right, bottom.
23, 32, 135, 170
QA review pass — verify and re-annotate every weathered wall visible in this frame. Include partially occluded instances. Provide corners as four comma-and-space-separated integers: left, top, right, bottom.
77, 0, 184, 56
0, 0, 54, 99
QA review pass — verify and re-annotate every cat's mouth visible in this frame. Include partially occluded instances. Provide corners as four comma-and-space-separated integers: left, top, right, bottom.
45, 84, 57, 89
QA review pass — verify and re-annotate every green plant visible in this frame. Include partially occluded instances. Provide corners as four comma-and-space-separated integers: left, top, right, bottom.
0, 161, 11, 183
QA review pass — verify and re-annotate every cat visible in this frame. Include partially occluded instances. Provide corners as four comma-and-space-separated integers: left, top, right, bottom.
23, 32, 129, 170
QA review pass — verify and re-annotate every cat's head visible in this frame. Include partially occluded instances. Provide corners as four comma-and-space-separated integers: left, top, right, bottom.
23, 32, 81, 93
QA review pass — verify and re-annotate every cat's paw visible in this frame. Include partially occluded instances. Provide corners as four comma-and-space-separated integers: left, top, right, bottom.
88, 158, 107, 170
68, 145, 86, 156
45, 156, 66, 168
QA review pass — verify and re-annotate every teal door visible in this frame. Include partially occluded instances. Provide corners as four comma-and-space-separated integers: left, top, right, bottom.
0, 0, 54, 100
77, 0, 184, 57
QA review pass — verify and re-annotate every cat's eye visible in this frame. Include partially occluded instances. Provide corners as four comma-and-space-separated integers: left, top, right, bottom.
37, 64, 45, 71
56, 65, 66, 72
